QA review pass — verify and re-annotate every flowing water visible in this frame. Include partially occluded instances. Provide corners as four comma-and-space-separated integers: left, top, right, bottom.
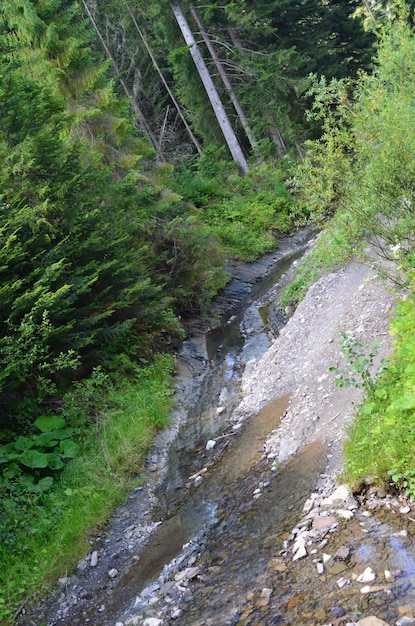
28, 229, 415, 626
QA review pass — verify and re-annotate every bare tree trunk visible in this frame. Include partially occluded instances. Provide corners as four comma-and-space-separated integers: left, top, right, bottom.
171, 3, 249, 174
124, 0, 202, 156
190, 7, 260, 160
81, 0, 158, 150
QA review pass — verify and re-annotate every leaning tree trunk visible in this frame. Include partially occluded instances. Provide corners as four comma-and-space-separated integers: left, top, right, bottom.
171, 3, 249, 174
190, 7, 260, 161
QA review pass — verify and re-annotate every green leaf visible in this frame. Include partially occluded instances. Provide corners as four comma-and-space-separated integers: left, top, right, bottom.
361, 402, 375, 415
36, 432, 59, 447
59, 439, 79, 458
392, 393, 415, 410
19, 449, 49, 468
46, 453, 65, 470
34, 476, 54, 492
35, 414, 67, 432
14, 436, 34, 452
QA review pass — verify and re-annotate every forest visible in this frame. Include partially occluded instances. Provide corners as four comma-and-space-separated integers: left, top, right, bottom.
1, 0, 415, 622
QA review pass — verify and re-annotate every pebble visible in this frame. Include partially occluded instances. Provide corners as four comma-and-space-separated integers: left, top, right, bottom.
108, 568, 118, 578
143, 619, 163, 626
357, 567, 376, 583
90, 551, 98, 567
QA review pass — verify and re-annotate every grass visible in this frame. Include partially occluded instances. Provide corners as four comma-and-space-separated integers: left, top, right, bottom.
342, 295, 415, 497
0, 354, 175, 624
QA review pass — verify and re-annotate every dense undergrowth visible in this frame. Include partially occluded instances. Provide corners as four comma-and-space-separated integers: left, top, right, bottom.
0, 355, 174, 623
287, 13, 415, 499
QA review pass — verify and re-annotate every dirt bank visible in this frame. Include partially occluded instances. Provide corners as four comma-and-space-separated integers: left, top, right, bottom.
234, 259, 396, 480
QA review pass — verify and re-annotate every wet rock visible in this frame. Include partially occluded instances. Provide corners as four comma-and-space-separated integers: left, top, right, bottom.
334, 545, 351, 561
357, 568, 376, 583
330, 606, 346, 618
108, 568, 118, 578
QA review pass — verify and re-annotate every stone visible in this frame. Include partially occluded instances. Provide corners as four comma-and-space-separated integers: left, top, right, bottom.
398, 606, 415, 618
313, 516, 337, 531
292, 544, 307, 561
143, 619, 163, 626
330, 606, 346, 618
334, 545, 351, 561
356, 618, 390, 626
90, 551, 98, 567
400, 506, 411, 514
337, 509, 354, 520
206, 440, 216, 450
260, 587, 273, 599
108, 568, 118, 578
171, 607, 184, 620
317, 562, 325, 575
396, 618, 415, 626
278, 439, 300, 462
357, 567, 376, 583
330, 484, 350, 503
337, 577, 350, 589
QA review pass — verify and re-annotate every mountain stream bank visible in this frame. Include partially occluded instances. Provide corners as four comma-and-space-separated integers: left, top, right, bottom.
21, 232, 415, 626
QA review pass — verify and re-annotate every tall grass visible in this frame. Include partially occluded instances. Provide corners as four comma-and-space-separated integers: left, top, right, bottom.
0, 354, 175, 624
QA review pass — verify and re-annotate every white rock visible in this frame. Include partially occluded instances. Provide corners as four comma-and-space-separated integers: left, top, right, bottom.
194, 475, 203, 486
322, 553, 332, 564
357, 567, 376, 583
293, 544, 307, 561
330, 484, 350, 503
90, 551, 98, 567
337, 577, 350, 589
337, 509, 354, 520
317, 562, 324, 574
143, 619, 163, 626
260, 587, 273, 599
400, 505, 411, 514
108, 568, 118, 578
216, 406, 225, 415
206, 439, 216, 450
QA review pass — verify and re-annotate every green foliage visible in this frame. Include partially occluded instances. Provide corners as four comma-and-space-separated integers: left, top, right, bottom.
342, 293, 415, 496
329, 332, 382, 393
0, 355, 174, 623
175, 160, 298, 261
0, 414, 79, 495
295, 17, 415, 284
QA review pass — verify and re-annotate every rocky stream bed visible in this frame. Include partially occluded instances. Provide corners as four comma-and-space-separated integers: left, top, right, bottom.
20, 232, 415, 626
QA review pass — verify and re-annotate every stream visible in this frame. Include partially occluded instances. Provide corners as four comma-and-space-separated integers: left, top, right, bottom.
26, 229, 415, 626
